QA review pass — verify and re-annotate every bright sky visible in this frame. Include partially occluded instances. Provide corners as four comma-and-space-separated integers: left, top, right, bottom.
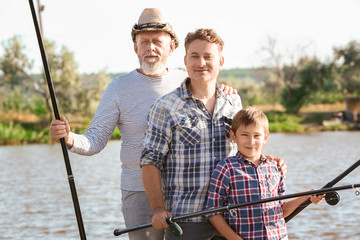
1, 0, 360, 74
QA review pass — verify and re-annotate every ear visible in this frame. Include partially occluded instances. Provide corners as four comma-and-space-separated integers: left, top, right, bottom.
169, 39, 175, 55
219, 56, 224, 68
229, 130, 236, 142
133, 42, 138, 54
263, 131, 270, 144
184, 55, 188, 68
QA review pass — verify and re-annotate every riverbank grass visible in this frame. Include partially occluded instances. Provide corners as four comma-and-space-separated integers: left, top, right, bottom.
0, 122, 52, 145
0, 102, 355, 145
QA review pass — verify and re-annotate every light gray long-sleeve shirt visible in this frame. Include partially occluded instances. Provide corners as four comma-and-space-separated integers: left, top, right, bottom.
69, 69, 187, 191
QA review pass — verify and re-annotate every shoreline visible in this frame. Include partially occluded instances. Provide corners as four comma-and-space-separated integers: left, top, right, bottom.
1, 102, 359, 146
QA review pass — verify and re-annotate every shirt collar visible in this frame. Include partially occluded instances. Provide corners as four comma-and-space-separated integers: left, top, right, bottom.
179, 77, 227, 101
235, 151, 267, 165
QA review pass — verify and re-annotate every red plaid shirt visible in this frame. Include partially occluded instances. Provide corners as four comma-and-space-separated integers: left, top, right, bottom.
206, 152, 288, 240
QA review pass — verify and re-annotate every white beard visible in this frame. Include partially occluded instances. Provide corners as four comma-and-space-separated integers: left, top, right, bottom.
139, 53, 167, 76
140, 61, 167, 76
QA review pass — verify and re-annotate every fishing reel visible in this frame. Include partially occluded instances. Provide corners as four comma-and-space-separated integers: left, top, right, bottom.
166, 218, 183, 237
325, 191, 340, 206
325, 186, 360, 206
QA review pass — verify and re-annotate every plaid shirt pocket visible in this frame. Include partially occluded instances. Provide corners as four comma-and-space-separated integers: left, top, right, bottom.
266, 173, 281, 195
177, 116, 201, 146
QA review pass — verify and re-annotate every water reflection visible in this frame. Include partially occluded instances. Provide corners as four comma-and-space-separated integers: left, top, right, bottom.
0, 132, 359, 239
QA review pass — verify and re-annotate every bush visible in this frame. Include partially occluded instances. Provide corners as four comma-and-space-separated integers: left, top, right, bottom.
269, 122, 304, 133
266, 111, 304, 133
0, 122, 52, 145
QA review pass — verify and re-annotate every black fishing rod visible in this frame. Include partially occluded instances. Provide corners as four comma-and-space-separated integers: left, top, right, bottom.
28, 1, 87, 239
114, 183, 360, 236
285, 158, 360, 222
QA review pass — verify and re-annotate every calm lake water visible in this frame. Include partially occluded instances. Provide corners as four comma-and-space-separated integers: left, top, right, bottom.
1, 131, 360, 239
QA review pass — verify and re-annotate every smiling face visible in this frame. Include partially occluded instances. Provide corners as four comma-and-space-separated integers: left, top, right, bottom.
230, 123, 269, 163
134, 31, 175, 77
184, 39, 224, 84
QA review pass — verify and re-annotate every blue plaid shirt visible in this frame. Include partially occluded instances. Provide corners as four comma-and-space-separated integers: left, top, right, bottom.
206, 152, 287, 240
141, 78, 242, 222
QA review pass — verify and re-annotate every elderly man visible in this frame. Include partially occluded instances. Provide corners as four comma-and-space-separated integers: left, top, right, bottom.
49, 8, 186, 240
140, 29, 286, 240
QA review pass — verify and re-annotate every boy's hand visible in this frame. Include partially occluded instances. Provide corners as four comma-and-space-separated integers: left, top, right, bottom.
310, 192, 325, 204
266, 155, 287, 178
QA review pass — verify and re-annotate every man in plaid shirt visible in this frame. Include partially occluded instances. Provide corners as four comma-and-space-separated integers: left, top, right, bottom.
206, 107, 324, 240
141, 28, 241, 239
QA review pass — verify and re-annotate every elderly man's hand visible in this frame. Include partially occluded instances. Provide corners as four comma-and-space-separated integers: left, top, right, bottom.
219, 84, 238, 95
266, 155, 287, 178
49, 116, 74, 147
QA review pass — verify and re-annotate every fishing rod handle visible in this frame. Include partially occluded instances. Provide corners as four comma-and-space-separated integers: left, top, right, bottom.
113, 218, 183, 236
113, 222, 152, 236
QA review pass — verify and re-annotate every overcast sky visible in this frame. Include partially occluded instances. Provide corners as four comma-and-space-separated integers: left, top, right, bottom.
1, 0, 360, 74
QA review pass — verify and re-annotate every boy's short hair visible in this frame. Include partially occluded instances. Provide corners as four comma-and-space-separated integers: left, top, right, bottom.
231, 107, 269, 134
184, 28, 224, 52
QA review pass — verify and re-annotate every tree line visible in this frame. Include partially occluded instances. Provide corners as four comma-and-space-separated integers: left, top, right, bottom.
0, 36, 114, 123
1, 35, 360, 124
219, 37, 360, 113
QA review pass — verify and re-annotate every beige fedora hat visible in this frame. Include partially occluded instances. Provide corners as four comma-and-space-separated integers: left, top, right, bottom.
131, 8, 179, 48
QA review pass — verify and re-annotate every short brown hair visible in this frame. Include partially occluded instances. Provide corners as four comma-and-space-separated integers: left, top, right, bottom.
184, 28, 224, 52
231, 107, 269, 134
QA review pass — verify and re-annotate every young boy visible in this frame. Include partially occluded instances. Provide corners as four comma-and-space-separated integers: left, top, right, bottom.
206, 107, 324, 240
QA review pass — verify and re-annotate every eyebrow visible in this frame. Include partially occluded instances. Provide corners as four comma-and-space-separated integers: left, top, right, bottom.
189, 52, 214, 56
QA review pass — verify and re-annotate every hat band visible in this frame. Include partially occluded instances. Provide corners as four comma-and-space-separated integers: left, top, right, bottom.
135, 23, 167, 30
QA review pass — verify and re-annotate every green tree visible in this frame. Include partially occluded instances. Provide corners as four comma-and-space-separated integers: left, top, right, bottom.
76, 69, 111, 117
48, 40, 81, 113
0, 36, 33, 89
34, 39, 81, 120
261, 70, 284, 103
236, 77, 262, 106
281, 57, 332, 113
334, 40, 360, 94
0, 36, 33, 113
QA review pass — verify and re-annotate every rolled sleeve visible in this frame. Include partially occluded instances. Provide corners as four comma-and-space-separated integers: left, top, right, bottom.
140, 101, 171, 171
205, 163, 230, 218
278, 172, 287, 206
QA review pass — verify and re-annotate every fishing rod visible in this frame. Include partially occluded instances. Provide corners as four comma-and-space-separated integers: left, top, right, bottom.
285, 158, 360, 222
28, 1, 87, 239
114, 183, 360, 236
